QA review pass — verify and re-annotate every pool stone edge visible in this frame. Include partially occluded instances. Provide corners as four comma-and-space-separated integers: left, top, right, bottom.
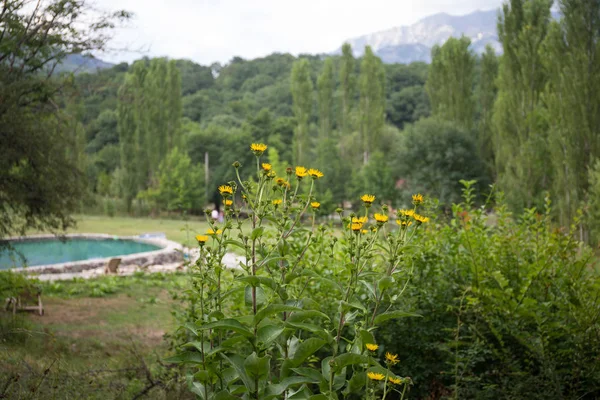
4, 233, 184, 275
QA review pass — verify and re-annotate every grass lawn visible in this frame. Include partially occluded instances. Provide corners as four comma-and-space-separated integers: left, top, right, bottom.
0, 273, 193, 399
40, 214, 216, 247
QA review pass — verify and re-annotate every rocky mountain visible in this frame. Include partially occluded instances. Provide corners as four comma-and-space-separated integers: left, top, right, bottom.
338, 9, 502, 64
55, 53, 115, 74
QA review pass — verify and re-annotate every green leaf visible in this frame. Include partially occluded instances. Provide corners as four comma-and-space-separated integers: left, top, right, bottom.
373, 310, 422, 325
285, 321, 331, 341
253, 304, 303, 326
197, 319, 254, 339
359, 329, 376, 346
332, 353, 369, 372
191, 382, 206, 399
359, 280, 377, 299
257, 324, 285, 348
214, 390, 239, 400
244, 285, 267, 307
286, 310, 331, 323
251, 226, 265, 240
291, 337, 326, 366
237, 275, 278, 291
291, 367, 327, 384
221, 353, 254, 391
222, 239, 247, 250
265, 376, 317, 396
377, 276, 395, 292
244, 352, 270, 378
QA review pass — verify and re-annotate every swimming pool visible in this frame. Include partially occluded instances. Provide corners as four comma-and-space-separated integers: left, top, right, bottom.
0, 234, 183, 274
0, 237, 162, 269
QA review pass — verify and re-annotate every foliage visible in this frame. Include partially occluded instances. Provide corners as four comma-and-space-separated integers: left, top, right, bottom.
138, 147, 205, 214
393, 118, 489, 207
493, 0, 553, 211
426, 37, 475, 130
379, 182, 600, 399
543, 0, 600, 236
359, 46, 386, 164
170, 143, 430, 399
0, 0, 129, 238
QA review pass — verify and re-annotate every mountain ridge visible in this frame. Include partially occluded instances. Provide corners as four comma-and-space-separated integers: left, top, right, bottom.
336, 9, 502, 63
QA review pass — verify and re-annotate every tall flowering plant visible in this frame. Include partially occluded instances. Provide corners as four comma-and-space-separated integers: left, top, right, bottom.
169, 144, 429, 399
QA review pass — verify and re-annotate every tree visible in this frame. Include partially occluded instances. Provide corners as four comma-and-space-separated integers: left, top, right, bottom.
317, 58, 334, 140
426, 36, 475, 130
477, 45, 499, 176
290, 59, 313, 165
339, 43, 356, 137
139, 147, 204, 214
358, 46, 385, 164
543, 0, 600, 232
0, 0, 129, 238
393, 118, 488, 207
493, 0, 553, 210
386, 85, 430, 129
117, 74, 139, 211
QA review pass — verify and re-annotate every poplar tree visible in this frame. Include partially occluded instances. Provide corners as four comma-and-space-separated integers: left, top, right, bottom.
131, 61, 151, 191
117, 75, 139, 211
147, 58, 169, 179
339, 43, 356, 137
317, 58, 334, 140
543, 0, 600, 233
290, 59, 313, 165
477, 45, 499, 176
426, 36, 475, 130
358, 46, 385, 164
493, 0, 553, 210
167, 60, 183, 149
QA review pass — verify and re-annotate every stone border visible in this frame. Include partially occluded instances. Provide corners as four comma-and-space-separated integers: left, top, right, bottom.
3, 233, 184, 275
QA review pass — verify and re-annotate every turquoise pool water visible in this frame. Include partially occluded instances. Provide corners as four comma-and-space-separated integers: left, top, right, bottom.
0, 238, 161, 269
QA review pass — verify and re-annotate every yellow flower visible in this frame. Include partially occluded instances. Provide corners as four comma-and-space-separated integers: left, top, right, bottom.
307, 168, 324, 179
385, 352, 400, 365
412, 193, 424, 205
276, 178, 291, 189
272, 199, 282, 206
374, 213, 388, 223
388, 376, 402, 385
366, 343, 379, 351
398, 209, 415, 218
361, 229, 369, 234
218, 185, 233, 196
223, 199, 233, 207
413, 214, 430, 224
361, 194, 376, 206
351, 222, 363, 232
207, 228, 222, 235
195, 235, 209, 244
396, 219, 413, 228
262, 163, 272, 171
367, 372, 385, 381
352, 216, 368, 224
311, 201, 320, 209
295, 166, 308, 179
250, 143, 267, 155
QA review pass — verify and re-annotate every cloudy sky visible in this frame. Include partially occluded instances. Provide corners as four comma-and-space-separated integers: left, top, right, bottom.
97, 0, 504, 65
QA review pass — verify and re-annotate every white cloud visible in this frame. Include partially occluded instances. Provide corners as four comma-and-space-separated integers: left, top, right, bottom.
95, 0, 504, 65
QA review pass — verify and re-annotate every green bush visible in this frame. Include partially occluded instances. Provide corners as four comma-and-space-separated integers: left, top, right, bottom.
379, 181, 600, 399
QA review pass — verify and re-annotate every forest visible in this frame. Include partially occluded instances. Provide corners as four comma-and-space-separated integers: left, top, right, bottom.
46, 0, 600, 245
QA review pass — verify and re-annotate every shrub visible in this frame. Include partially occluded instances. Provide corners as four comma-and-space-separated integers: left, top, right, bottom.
379, 181, 600, 399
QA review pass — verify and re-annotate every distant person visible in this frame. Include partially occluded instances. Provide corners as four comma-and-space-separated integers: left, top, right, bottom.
211, 208, 219, 221
218, 210, 224, 223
